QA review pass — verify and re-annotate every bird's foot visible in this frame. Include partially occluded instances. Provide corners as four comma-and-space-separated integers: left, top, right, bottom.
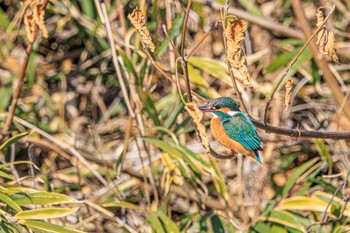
227, 149, 237, 156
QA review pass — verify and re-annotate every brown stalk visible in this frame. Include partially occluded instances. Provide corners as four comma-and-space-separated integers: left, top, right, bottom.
264, 6, 336, 125
0, 0, 51, 144
181, 0, 193, 102
0, 42, 34, 144
292, 0, 350, 120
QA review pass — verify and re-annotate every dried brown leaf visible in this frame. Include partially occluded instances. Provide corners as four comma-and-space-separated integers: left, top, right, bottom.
285, 79, 293, 112
23, 0, 49, 43
316, 9, 339, 64
185, 102, 210, 153
128, 8, 155, 52
225, 19, 254, 89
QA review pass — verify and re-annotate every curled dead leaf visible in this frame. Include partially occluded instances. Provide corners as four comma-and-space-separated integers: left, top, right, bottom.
23, 0, 49, 43
225, 19, 254, 89
285, 79, 293, 112
185, 102, 210, 153
128, 8, 156, 52
316, 9, 339, 64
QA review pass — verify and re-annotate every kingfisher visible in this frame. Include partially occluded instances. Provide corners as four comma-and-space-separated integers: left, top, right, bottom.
199, 97, 263, 164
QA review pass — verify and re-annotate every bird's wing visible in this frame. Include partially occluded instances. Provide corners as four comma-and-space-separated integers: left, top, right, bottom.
222, 112, 261, 151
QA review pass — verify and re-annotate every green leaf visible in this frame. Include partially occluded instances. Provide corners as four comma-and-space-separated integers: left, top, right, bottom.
156, 12, 184, 57
209, 159, 228, 199
314, 139, 332, 168
0, 170, 15, 180
157, 211, 180, 233
148, 212, 166, 233
0, 192, 22, 212
0, 186, 37, 195
261, 210, 305, 232
143, 93, 161, 126
188, 64, 209, 87
10, 191, 75, 206
266, 49, 300, 73
0, 8, 10, 29
20, 220, 85, 233
80, 0, 95, 19
281, 158, 319, 198
15, 207, 79, 220
118, 49, 138, 84
278, 196, 329, 212
249, 221, 272, 233
0, 131, 30, 151
102, 201, 146, 212
210, 214, 224, 233
188, 56, 231, 86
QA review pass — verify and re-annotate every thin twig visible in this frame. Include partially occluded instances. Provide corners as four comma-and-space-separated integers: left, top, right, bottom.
187, 22, 220, 58
181, 0, 193, 102
162, 25, 178, 57
263, 5, 335, 125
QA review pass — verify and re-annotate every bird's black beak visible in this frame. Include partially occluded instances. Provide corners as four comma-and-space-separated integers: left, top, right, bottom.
199, 106, 210, 112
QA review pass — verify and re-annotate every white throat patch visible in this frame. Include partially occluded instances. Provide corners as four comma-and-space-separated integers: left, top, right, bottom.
227, 111, 239, 116
210, 112, 218, 118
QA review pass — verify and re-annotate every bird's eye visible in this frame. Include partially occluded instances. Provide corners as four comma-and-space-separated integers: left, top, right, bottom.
215, 105, 220, 109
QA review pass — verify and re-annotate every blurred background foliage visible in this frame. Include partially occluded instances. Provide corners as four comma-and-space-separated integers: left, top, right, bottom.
0, 0, 350, 232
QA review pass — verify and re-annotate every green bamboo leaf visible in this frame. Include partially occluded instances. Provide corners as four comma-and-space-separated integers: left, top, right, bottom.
188, 64, 209, 87
314, 139, 332, 168
266, 49, 300, 73
0, 170, 15, 180
209, 159, 228, 199
0, 192, 22, 212
0, 8, 10, 29
0, 131, 30, 151
281, 158, 319, 198
143, 137, 183, 158
10, 191, 75, 206
15, 207, 79, 220
157, 211, 180, 233
261, 210, 305, 232
80, 0, 95, 19
249, 221, 273, 233
278, 196, 329, 212
148, 212, 166, 233
102, 201, 146, 212
20, 220, 85, 233
188, 56, 231, 86
118, 49, 138, 84
0, 186, 37, 195
210, 214, 224, 233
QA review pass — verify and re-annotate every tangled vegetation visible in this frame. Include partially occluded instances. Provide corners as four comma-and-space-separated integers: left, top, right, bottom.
0, 0, 350, 232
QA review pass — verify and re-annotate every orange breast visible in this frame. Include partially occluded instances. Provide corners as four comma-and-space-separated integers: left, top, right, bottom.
211, 117, 254, 157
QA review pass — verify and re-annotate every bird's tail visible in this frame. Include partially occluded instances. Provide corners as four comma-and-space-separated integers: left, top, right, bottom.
254, 150, 263, 165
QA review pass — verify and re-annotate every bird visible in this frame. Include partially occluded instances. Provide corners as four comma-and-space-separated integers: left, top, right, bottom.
199, 97, 263, 164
